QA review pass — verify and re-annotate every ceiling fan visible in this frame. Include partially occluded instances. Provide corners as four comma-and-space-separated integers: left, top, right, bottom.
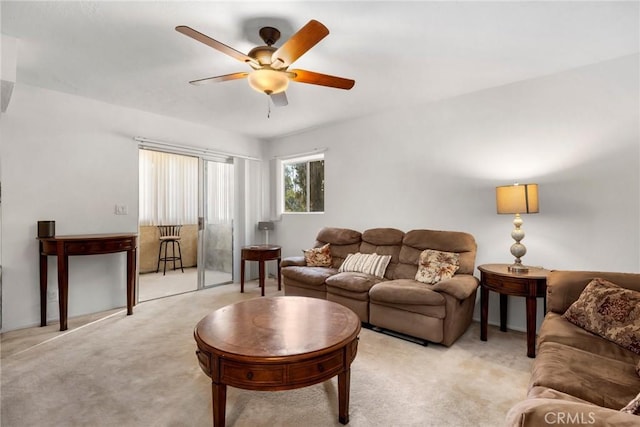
175, 20, 355, 107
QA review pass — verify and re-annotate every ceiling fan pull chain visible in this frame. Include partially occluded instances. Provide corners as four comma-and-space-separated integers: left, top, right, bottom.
267, 97, 271, 119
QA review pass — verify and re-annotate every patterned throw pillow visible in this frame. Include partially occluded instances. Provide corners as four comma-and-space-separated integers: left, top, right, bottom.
338, 253, 392, 278
302, 243, 332, 267
562, 278, 640, 355
415, 249, 460, 284
621, 391, 640, 415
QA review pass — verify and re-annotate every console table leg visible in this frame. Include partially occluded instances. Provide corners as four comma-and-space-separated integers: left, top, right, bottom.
277, 258, 282, 291
39, 251, 48, 327
240, 259, 245, 293
338, 368, 351, 424
126, 247, 136, 315
480, 286, 488, 341
212, 382, 226, 427
57, 250, 69, 331
499, 293, 508, 332
526, 296, 537, 358
259, 260, 265, 297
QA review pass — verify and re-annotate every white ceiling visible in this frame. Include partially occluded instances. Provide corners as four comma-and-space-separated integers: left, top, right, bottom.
1, 1, 638, 140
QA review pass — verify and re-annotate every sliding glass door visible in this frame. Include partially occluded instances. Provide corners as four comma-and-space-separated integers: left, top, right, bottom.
138, 149, 234, 299
199, 159, 234, 287
138, 150, 199, 300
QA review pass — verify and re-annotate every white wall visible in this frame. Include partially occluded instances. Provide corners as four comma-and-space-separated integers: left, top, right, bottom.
0, 83, 263, 331
265, 54, 640, 332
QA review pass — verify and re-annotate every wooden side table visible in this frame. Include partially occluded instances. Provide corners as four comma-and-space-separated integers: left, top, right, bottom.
240, 244, 282, 296
478, 263, 550, 358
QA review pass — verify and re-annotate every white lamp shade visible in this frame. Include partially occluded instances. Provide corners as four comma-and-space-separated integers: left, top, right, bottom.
496, 184, 539, 214
247, 69, 289, 95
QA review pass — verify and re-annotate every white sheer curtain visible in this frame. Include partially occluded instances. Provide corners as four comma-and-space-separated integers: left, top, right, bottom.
139, 150, 198, 226
206, 161, 234, 224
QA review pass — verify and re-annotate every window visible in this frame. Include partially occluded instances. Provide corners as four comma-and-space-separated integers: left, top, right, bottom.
282, 154, 324, 213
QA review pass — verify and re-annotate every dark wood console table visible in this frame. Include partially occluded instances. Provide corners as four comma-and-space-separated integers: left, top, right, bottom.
38, 233, 138, 331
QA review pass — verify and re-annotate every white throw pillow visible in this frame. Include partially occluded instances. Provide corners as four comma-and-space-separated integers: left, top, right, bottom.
339, 252, 392, 278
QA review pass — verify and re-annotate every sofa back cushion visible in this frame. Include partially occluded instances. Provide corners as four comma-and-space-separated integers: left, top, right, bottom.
359, 228, 404, 279
393, 229, 477, 280
547, 270, 640, 314
314, 227, 362, 269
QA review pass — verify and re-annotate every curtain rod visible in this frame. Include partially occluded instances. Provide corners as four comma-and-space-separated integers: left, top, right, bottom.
272, 147, 328, 160
134, 137, 262, 162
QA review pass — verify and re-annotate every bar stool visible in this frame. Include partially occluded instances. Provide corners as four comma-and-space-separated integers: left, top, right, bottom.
156, 225, 184, 275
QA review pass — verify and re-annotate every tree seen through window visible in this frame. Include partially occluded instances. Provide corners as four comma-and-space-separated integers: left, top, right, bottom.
283, 158, 324, 213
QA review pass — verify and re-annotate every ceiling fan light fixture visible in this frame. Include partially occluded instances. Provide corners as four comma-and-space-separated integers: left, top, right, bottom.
247, 69, 289, 95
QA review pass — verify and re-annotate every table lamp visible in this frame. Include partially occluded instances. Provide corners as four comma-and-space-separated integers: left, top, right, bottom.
496, 183, 539, 273
258, 221, 275, 244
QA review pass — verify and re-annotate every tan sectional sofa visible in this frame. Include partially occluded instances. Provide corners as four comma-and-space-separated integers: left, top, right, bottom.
506, 270, 640, 426
281, 227, 479, 346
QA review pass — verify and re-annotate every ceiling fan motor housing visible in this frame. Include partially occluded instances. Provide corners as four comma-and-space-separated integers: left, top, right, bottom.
247, 46, 278, 68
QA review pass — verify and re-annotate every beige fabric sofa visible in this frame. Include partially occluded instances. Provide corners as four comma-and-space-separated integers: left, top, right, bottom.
506, 270, 640, 426
281, 227, 479, 346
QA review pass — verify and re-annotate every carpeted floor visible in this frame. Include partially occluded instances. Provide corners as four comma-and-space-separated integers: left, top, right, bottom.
1, 280, 533, 426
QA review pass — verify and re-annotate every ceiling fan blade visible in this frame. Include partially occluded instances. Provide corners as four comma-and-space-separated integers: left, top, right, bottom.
189, 72, 249, 86
290, 69, 355, 90
270, 20, 329, 69
270, 92, 288, 107
176, 26, 259, 67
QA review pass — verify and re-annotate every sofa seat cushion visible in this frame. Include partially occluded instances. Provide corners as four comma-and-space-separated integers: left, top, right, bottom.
369, 280, 445, 306
326, 272, 383, 294
538, 312, 639, 365
531, 341, 640, 409
281, 266, 338, 286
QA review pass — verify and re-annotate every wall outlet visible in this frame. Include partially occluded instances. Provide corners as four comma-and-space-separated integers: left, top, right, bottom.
115, 204, 128, 215
47, 289, 58, 301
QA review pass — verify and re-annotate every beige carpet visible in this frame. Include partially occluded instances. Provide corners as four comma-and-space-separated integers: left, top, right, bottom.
1, 280, 533, 426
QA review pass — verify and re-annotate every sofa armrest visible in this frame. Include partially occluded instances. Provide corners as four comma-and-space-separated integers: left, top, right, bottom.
430, 274, 479, 300
281, 256, 307, 268
506, 398, 640, 427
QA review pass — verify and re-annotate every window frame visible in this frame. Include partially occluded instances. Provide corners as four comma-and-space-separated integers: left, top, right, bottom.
280, 153, 325, 214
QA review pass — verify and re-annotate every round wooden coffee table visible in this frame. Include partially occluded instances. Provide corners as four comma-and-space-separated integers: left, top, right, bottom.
194, 296, 361, 426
